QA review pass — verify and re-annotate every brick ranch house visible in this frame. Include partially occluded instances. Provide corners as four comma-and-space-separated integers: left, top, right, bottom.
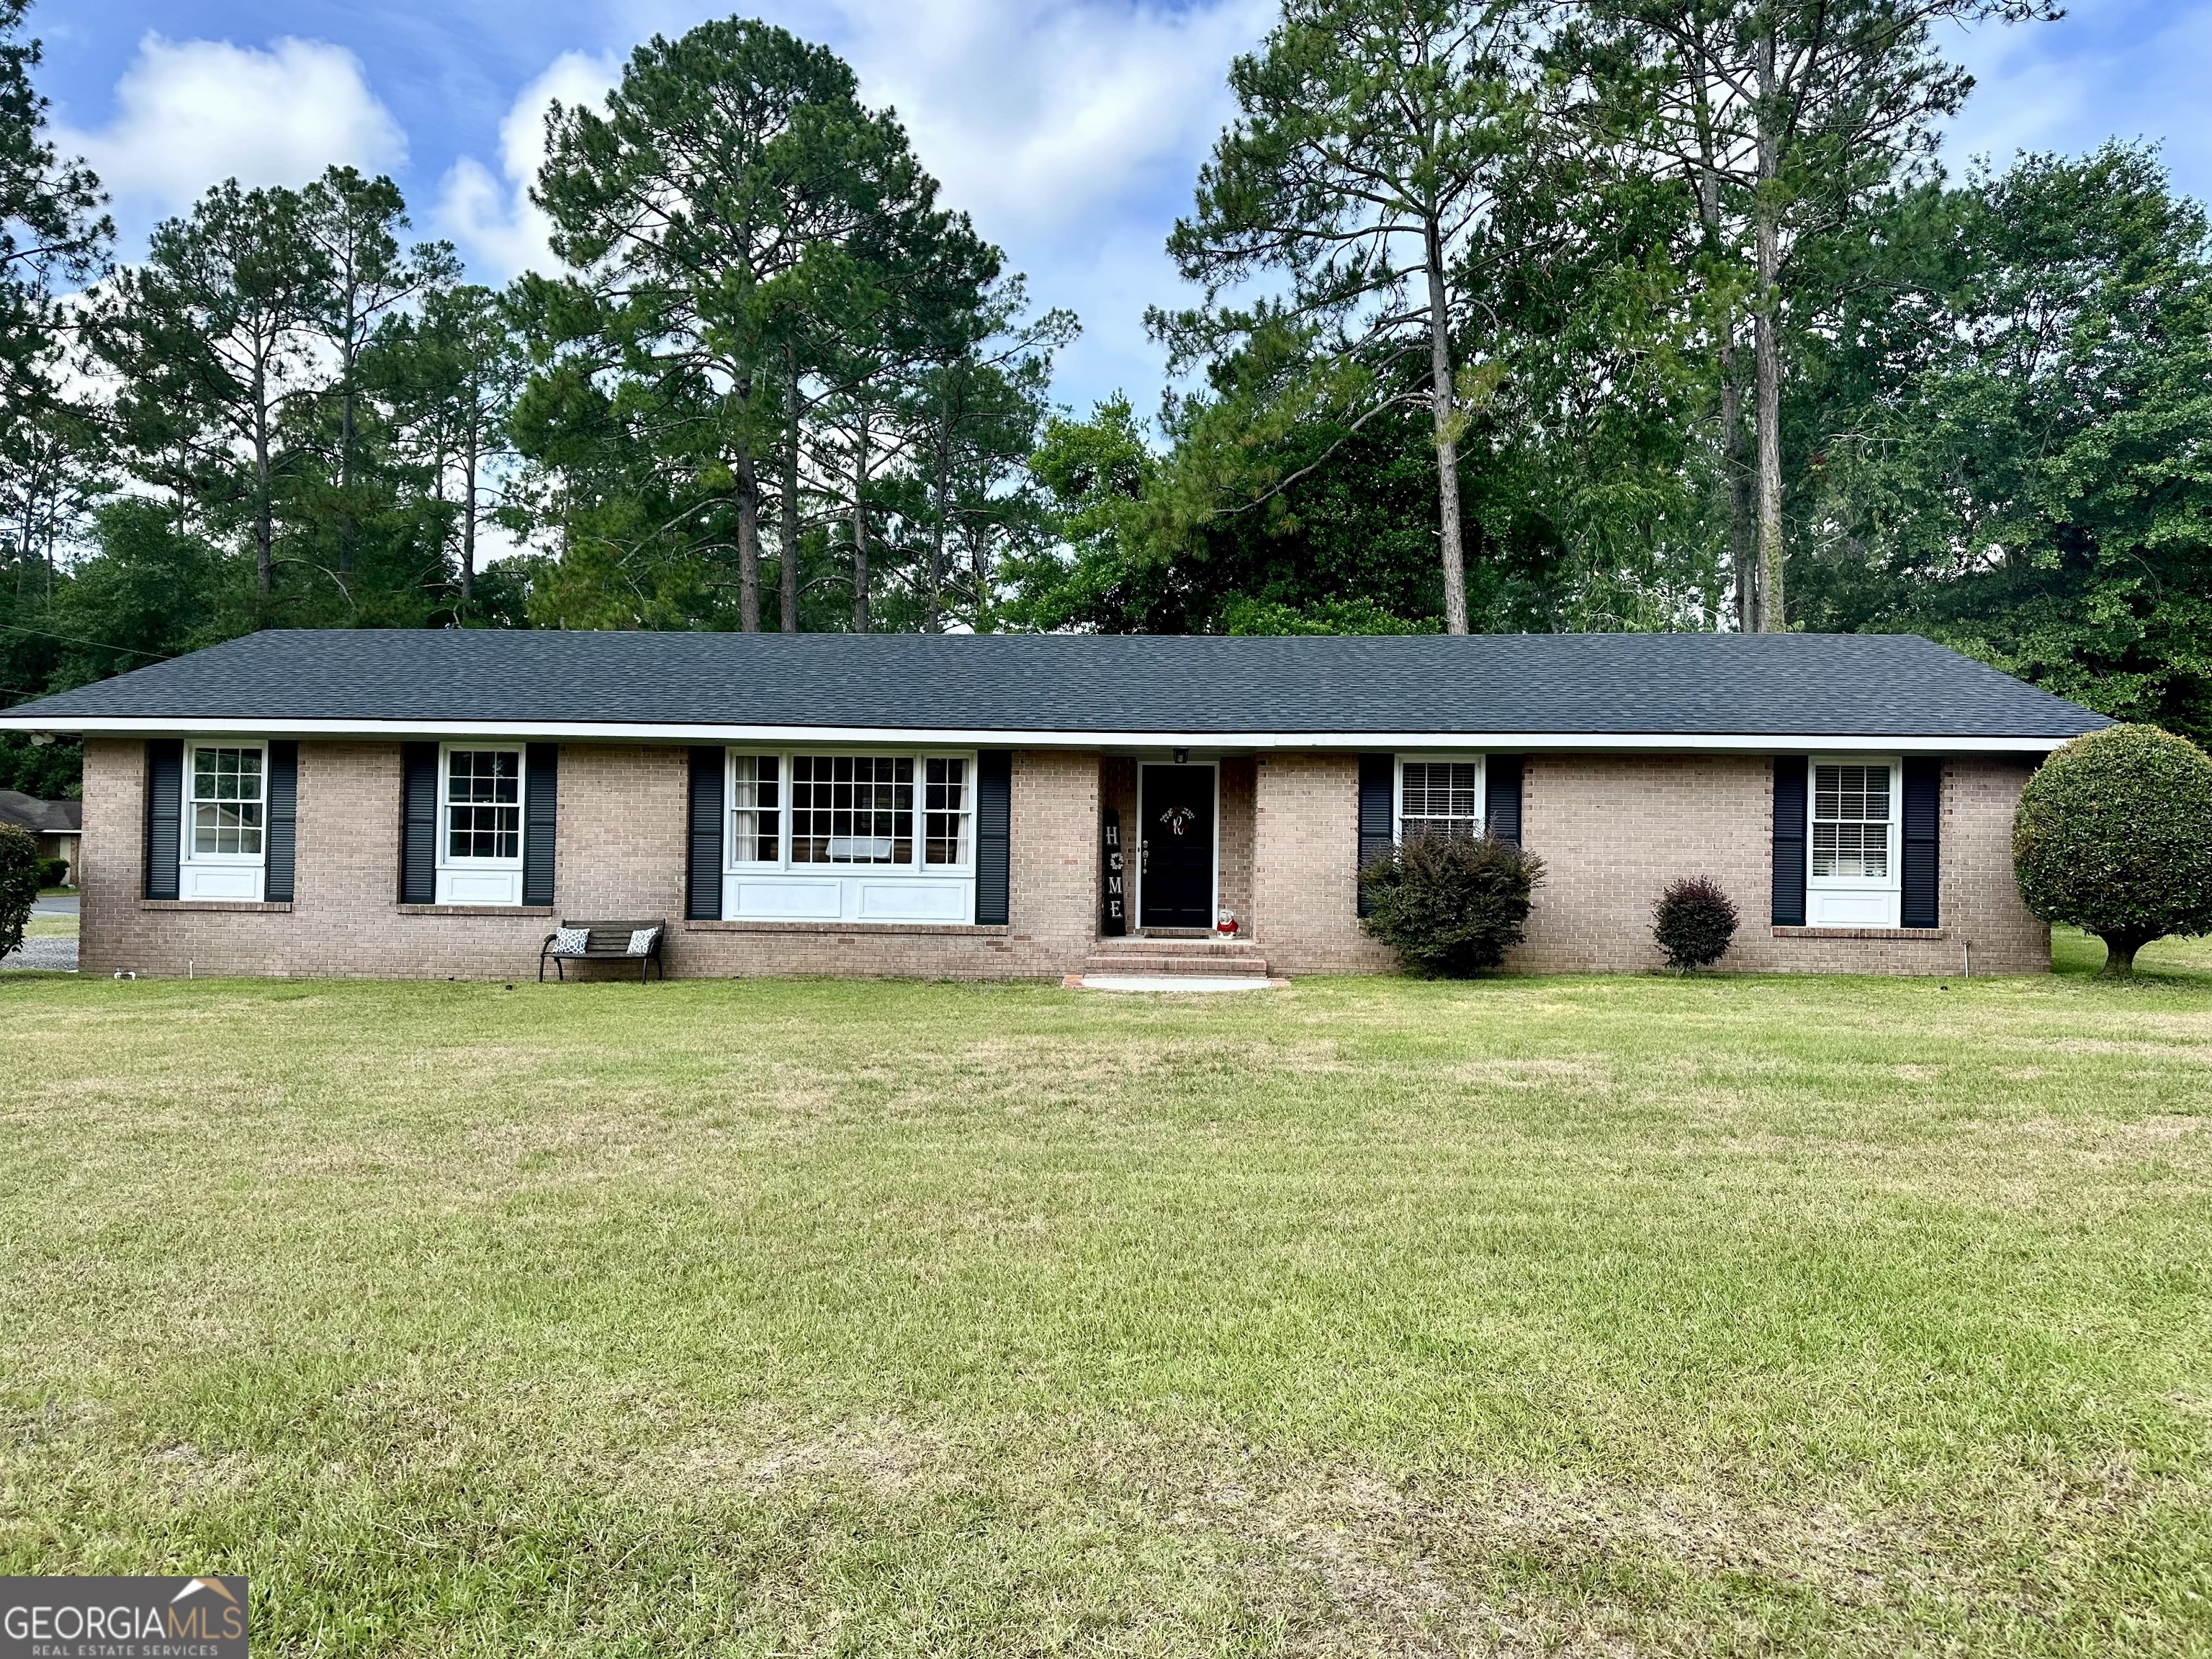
0, 630, 2108, 981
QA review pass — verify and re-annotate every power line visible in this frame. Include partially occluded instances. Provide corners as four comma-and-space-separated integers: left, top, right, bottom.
0, 621, 172, 660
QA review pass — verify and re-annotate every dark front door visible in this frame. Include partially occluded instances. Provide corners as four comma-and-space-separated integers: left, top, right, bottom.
1139, 765, 1215, 929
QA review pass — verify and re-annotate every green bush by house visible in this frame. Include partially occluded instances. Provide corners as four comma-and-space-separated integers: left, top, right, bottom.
2015, 723, 2212, 975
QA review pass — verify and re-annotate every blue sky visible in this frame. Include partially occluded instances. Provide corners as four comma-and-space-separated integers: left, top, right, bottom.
26, 0, 2212, 417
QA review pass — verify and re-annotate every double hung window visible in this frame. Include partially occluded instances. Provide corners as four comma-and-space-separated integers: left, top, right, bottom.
190, 746, 265, 858
1396, 757, 1484, 841
1811, 762, 1892, 880
176, 741, 269, 901
444, 749, 521, 862
1806, 756, 1902, 926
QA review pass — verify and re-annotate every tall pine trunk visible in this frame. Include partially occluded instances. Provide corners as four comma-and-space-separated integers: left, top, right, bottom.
926, 411, 951, 636
1753, 28, 1786, 631
252, 345, 274, 603
1722, 338, 1756, 629
736, 457, 761, 634
780, 349, 801, 632
1423, 220, 1469, 634
850, 413, 871, 634
460, 405, 479, 604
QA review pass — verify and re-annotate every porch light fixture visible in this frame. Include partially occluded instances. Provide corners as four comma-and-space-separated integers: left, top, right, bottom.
1172, 747, 1189, 765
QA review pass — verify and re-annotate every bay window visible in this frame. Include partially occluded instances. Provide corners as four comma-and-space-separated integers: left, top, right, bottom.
723, 750, 975, 924
1806, 756, 1902, 927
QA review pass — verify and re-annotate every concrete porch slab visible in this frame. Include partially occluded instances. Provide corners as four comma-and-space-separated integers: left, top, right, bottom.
1065, 973, 1285, 993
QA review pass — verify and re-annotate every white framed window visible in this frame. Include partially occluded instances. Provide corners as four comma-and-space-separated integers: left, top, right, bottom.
437, 744, 524, 905
793, 754, 914, 866
1806, 755, 1902, 927
923, 757, 972, 868
729, 754, 782, 864
721, 748, 975, 925
180, 740, 267, 900
1396, 755, 1485, 841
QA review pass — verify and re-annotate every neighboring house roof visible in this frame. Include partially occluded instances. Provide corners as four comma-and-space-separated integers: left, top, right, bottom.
0, 788, 82, 835
0, 628, 2110, 750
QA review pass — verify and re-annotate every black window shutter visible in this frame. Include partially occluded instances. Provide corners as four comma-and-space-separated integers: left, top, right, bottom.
975, 750, 1012, 925
1901, 756, 1941, 928
144, 738, 182, 900
1771, 755, 1808, 927
265, 741, 298, 902
523, 743, 558, 907
1485, 754, 1524, 846
400, 742, 438, 904
687, 747, 724, 920
1356, 753, 1394, 917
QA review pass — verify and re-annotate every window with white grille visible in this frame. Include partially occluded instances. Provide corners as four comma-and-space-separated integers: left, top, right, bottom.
1398, 758, 1483, 840
791, 755, 915, 866
189, 745, 264, 858
1812, 762, 1894, 880
444, 748, 521, 862
730, 754, 781, 863
923, 757, 971, 867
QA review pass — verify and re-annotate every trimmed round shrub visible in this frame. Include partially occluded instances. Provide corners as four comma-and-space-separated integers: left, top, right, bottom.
0, 823, 38, 961
37, 856, 71, 889
1359, 833, 1545, 976
2014, 723, 2212, 976
1652, 876, 1738, 971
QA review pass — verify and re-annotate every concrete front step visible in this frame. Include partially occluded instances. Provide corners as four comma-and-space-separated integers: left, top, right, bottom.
1082, 953, 1270, 976
1092, 935, 1259, 956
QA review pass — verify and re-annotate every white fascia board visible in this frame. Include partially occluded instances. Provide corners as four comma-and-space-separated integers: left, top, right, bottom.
0, 713, 2080, 754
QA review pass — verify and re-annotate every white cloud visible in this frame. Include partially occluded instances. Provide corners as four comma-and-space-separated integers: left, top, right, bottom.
56, 35, 406, 228
433, 50, 620, 281
1938, 1, 2212, 202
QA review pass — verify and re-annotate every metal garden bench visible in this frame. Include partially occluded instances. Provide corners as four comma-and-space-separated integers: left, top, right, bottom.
539, 919, 667, 982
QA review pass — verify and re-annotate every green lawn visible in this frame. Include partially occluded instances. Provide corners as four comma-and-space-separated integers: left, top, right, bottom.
3, 950, 2209, 1655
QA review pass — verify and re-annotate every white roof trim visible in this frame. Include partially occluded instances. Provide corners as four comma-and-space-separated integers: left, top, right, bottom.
0, 714, 2077, 753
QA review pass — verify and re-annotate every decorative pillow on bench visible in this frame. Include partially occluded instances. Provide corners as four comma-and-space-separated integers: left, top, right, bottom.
551, 926, 591, 956
626, 927, 661, 957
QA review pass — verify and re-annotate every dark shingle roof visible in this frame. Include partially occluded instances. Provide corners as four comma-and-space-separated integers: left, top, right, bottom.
0, 629, 2108, 740
0, 789, 81, 833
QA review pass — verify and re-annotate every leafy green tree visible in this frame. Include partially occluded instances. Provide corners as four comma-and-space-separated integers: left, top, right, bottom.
295, 166, 460, 583
91, 180, 328, 603
527, 19, 953, 631
1159, 0, 1539, 633
2014, 724, 2212, 976
1568, 0, 2056, 628
0, 0, 108, 455
1799, 147, 2212, 738
374, 282, 526, 613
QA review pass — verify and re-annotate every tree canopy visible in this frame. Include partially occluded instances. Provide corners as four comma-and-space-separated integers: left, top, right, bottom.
6, 0, 2212, 809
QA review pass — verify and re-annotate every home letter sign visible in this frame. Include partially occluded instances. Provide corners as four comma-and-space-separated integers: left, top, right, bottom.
1101, 809, 1128, 936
